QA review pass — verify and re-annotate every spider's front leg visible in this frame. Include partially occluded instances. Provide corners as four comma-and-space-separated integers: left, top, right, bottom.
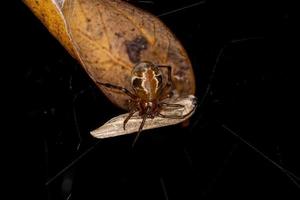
123, 110, 136, 130
96, 81, 140, 131
157, 65, 173, 86
96, 81, 136, 99
157, 65, 176, 100
123, 99, 140, 130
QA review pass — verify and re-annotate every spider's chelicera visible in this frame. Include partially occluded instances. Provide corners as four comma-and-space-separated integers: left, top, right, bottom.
97, 61, 193, 141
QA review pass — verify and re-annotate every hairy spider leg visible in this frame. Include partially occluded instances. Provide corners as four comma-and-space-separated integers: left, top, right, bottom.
158, 65, 172, 86
123, 109, 137, 130
96, 81, 142, 131
132, 112, 148, 146
157, 65, 175, 100
160, 102, 185, 108
96, 81, 136, 99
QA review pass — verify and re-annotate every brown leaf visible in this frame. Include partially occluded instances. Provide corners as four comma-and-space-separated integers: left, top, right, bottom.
23, 0, 77, 58
62, 0, 195, 109
23, 0, 195, 110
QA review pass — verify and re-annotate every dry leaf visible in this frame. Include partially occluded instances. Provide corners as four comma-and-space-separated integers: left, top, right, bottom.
23, 0, 197, 136
23, 0, 77, 58
23, 0, 195, 109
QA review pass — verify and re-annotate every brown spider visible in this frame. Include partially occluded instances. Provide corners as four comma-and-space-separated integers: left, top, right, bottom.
97, 61, 194, 142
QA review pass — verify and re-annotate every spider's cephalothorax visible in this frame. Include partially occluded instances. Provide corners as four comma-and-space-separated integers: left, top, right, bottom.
97, 61, 193, 144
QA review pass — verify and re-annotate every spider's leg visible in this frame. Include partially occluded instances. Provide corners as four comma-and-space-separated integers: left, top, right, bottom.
160, 102, 184, 108
159, 103, 196, 119
158, 113, 187, 119
123, 110, 136, 130
157, 65, 173, 87
157, 65, 176, 100
132, 114, 148, 146
96, 81, 136, 98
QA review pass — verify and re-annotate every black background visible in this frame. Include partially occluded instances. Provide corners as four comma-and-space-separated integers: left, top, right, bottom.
5, 0, 298, 199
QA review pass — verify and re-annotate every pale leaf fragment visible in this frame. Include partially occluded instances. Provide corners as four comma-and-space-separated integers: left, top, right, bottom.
91, 95, 197, 139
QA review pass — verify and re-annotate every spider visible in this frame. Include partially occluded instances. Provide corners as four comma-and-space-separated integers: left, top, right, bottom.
97, 61, 195, 142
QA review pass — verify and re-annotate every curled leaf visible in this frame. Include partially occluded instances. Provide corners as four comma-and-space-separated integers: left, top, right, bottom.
23, 0, 77, 58
23, 0, 196, 110
23, 0, 197, 135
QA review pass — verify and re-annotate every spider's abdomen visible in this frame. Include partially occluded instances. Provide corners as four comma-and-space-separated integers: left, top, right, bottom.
131, 61, 163, 101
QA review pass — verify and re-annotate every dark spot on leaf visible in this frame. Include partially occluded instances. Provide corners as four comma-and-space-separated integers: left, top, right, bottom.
114, 32, 123, 38
124, 36, 148, 63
